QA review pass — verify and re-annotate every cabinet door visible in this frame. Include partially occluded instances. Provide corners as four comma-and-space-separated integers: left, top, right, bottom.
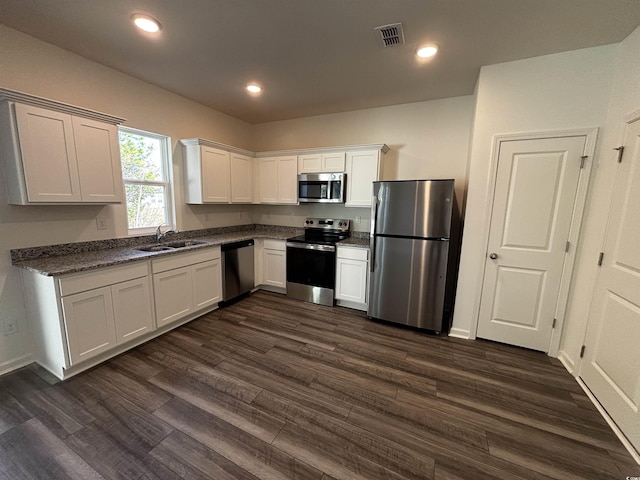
259, 157, 279, 203
61, 286, 117, 365
345, 150, 380, 207
201, 146, 231, 203
335, 258, 368, 304
72, 116, 124, 203
263, 248, 286, 288
193, 259, 222, 310
322, 152, 346, 172
230, 153, 253, 203
277, 156, 298, 204
153, 266, 194, 326
298, 154, 322, 173
112, 276, 155, 344
14, 103, 81, 202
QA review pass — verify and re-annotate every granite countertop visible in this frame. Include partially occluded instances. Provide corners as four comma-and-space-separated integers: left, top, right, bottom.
337, 236, 370, 248
11, 225, 302, 277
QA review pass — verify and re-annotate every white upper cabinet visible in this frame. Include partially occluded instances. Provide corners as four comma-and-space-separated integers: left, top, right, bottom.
202, 146, 231, 203
72, 116, 124, 203
230, 152, 253, 203
258, 157, 279, 203
258, 155, 298, 204
0, 99, 125, 205
298, 152, 345, 173
345, 149, 381, 207
181, 138, 254, 204
277, 156, 298, 204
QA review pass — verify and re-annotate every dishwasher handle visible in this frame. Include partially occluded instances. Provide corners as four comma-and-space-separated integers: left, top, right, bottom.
221, 239, 254, 251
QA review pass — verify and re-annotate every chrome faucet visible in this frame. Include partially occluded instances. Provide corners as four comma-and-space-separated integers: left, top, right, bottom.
156, 224, 177, 243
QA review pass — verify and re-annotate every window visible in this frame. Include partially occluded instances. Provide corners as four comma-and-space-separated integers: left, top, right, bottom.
118, 127, 174, 234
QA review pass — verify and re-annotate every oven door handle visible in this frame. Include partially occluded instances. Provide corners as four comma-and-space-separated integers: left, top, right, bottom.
286, 242, 336, 252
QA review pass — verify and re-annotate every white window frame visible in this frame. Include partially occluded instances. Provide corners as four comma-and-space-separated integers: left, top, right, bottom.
119, 126, 175, 236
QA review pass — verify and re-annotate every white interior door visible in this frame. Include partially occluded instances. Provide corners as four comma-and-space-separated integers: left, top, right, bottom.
581, 118, 640, 454
477, 135, 587, 351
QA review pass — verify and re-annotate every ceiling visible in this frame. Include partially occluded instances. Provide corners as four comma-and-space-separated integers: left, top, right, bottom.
1, 1, 640, 124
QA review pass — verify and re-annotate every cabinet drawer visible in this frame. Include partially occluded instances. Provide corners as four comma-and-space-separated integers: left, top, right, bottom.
59, 261, 149, 296
263, 239, 286, 251
337, 246, 369, 261
152, 247, 220, 273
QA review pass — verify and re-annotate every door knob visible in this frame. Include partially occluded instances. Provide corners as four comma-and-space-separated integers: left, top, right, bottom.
489, 253, 498, 259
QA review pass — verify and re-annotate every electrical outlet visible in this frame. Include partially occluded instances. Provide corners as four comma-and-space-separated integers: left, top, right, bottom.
355, 216, 362, 224
96, 218, 108, 230
4, 319, 17, 336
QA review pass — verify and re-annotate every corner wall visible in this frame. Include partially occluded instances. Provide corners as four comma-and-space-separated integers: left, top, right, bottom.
452, 44, 617, 339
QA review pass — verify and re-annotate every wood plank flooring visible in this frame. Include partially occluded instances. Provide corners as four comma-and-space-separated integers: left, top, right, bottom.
1, 291, 638, 479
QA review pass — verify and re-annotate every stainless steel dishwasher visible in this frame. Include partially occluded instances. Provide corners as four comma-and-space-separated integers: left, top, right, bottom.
221, 239, 255, 302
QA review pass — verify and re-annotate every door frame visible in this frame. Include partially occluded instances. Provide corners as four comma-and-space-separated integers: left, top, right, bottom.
470, 128, 598, 356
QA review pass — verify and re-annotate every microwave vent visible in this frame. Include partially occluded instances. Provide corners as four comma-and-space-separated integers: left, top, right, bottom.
374, 23, 405, 48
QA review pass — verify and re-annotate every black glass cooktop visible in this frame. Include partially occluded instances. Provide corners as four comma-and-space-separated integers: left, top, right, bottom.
286, 233, 348, 246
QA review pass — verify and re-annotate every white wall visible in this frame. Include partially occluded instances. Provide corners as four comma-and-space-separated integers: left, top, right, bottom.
251, 97, 475, 231
452, 44, 617, 339
559, 26, 640, 372
0, 25, 254, 372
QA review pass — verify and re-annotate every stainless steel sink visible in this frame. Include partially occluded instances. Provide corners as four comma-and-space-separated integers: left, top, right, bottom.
137, 245, 175, 252
162, 240, 207, 248
137, 239, 207, 252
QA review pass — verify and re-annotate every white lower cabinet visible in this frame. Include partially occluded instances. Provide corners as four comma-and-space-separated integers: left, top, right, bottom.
153, 266, 194, 326
335, 246, 369, 310
19, 261, 156, 376
22, 246, 223, 380
152, 247, 222, 326
112, 276, 155, 343
262, 239, 286, 289
61, 274, 155, 365
61, 286, 117, 365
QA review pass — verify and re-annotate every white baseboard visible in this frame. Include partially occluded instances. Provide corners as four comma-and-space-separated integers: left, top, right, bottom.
448, 327, 471, 339
575, 377, 640, 465
557, 351, 576, 376
0, 353, 34, 376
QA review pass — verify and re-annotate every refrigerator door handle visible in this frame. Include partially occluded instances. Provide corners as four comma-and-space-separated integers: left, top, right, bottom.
370, 195, 378, 272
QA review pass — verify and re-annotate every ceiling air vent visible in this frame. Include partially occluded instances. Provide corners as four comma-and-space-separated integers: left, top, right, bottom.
374, 23, 405, 48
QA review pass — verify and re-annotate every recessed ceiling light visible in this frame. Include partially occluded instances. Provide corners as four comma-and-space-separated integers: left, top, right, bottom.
416, 44, 439, 58
246, 84, 262, 94
132, 14, 161, 33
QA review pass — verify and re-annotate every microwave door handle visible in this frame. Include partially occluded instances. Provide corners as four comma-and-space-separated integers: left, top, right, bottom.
370, 195, 378, 273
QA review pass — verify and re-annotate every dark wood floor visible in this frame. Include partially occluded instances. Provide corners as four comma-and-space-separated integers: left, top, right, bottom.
1, 291, 638, 479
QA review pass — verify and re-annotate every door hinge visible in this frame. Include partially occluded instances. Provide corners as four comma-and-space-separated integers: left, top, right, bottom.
580, 345, 586, 358
614, 146, 624, 163
580, 156, 587, 168
598, 252, 604, 266
552, 318, 557, 329
565, 241, 571, 253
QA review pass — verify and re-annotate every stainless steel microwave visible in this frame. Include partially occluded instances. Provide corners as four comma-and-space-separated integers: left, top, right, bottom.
298, 173, 346, 203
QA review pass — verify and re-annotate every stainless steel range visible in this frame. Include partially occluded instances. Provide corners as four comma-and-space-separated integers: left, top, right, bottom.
285, 218, 350, 306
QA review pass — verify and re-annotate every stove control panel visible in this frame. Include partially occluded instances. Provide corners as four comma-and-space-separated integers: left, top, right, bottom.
304, 218, 350, 232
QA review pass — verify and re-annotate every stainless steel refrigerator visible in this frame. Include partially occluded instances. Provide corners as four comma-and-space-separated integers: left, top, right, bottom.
368, 179, 455, 332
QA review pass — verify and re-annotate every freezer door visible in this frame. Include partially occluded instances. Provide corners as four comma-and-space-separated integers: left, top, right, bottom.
373, 180, 454, 238
368, 236, 449, 331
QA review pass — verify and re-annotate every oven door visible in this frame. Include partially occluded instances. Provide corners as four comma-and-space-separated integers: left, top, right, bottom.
286, 243, 336, 289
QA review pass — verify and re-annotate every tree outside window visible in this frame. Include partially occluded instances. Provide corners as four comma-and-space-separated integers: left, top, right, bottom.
118, 128, 173, 233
